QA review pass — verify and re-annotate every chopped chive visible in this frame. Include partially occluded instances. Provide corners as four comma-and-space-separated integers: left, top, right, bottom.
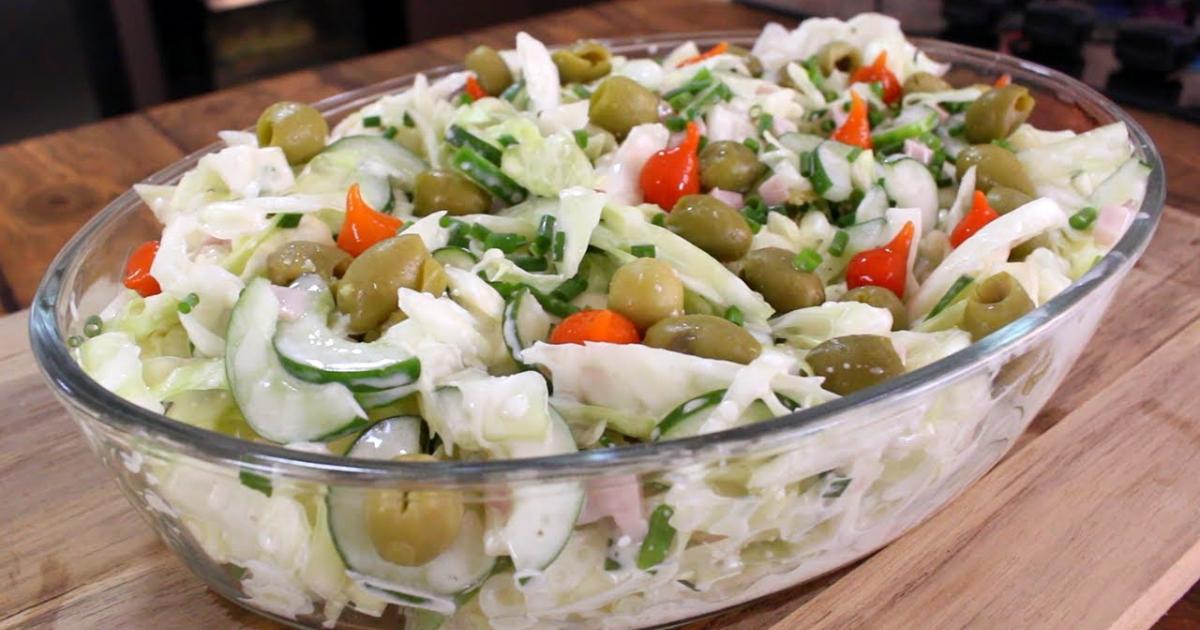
573, 129, 589, 149
468, 223, 493, 242
757, 112, 774, 134
456, 93, 473, 106
67, 335, 84, 348
484, 232, 527, 253
698, 134, 708, 152
446, 124, 503, 165
553, 231, 566, 261
439, 215, 462, 228
446, 222, 470, 248
500, 79, 525, 102
276, 213, 302, 228
177, 292, 200, 314
1069, 206, 1099, 230
745, 216, 762, 233
723, 305, 744, 326
665, 116, 688, 132
630, 244, 656, 258
83, 315, 103, 338
793, 248, 822, 272
552, 274, 588, 301
382, 125, 398, 139
846, 147, 863, 162
572, 83, 591, 99
667, 91, 693, 111
239, 470, 273, 497
928, 275, 973, 318
403, 111, 415, 127
489, 280, 524, 300
662, 68, 713, 101
512, 256, 549, 272
991, 138, 1013, 151
533, 290, 579, 317
531, 214, 556, 256
637, 505, 676, 570
362, 115, 382, 128
605, 557, 621, 571
498, 133, 518, 148
651, 213, 667, 227
743, 137, 760, 152
948, 122, 966, 137
828, 230, 849, 257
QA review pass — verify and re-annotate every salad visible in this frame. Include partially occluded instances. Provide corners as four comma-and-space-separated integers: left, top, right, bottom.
72, 13, 1150, 629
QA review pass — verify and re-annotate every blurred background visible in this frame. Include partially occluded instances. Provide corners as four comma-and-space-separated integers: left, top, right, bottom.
1, 0, 1197, 144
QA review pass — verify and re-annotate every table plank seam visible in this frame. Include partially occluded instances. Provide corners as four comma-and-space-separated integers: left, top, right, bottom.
137, 113, 195, 157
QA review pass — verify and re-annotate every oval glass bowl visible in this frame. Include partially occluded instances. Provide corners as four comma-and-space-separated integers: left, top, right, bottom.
29, 32, 1164, 629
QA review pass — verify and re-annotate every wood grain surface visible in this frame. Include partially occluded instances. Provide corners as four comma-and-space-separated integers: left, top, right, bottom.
1, 1, 1199, 628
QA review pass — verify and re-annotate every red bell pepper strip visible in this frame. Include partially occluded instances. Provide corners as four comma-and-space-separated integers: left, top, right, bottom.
850, 50, 902, 105
831, 91, 873, 149
679, 41, 729, 67
950, 191, 1000, 247
337, 183, 404, 257
465, 75, 488, 100
549, 309, 641, 345
123, 240, 162, 297
846, 221, 914, 299
639, 120, 702, 211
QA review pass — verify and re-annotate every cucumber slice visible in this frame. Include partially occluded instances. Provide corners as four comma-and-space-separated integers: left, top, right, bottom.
356, 383, 421, 410
295, 135, 427, 203
813, 142, 853, 202
655, 390, 775, 440
870, 105, 938, 152
777, 132, 824, 156
881, 157, 938, 229
226, 278, 366, 442
844, 218, 889, 254
431, 246, 479, 271
273, 279, 421, 392
446, 125, 502, 165
502, 288, 552, 365
450, 146, 527, 205
854, 186, 889, 223
1090, 157, 1150, 210
345, 416, 424, 460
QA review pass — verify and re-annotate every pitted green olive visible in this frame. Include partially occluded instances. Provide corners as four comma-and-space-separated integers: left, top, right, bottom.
986, 185, 1034, 214
961, 271, 1034, 341
699, 141, 765, 193
465, 45, 514, 96
607, 258, 685, 330
666, 195, 753, 262
956, 144, 1037, 196
588, 76, 660, 139
903, 71, 952, 94
816, 41, 862, 75
364, 454, 464, 566
255, 101, 328, 165
964, 84, 1035, 143
413, 170, 490, 216
806, 335, 904, 395
266, 241, 351, 286
728, 45, 763, 77
644, 314, 762, 364
552, 41, 613, 84
739, 247, 826, 313
840, 286, 908, 330
336, 234, 444, 334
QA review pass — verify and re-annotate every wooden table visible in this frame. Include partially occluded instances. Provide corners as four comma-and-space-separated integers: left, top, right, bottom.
2, 1, 1200, 628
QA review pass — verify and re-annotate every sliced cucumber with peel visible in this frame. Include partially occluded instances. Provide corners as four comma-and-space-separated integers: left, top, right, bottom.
870, 105, 938, 151
294, 135, 426, 208
273, 277, 420, 392
654, 390, 775, 440
503, 288, 552, 365
225, 278, 366, 442
812, 142, 853, 202
345, 416, 424, 460
431, 246, 479, 270
881, 157, 938, 229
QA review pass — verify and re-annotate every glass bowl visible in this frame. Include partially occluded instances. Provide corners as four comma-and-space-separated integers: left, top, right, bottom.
28, 31, 1164, 629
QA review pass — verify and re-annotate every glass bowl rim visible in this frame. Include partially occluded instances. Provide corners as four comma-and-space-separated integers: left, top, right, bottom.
28, 32, 1166, 485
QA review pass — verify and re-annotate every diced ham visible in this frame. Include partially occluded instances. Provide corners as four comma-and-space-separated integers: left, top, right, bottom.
903, 139, 934, 165
709, 188, 744, 208
705, 104, 757, 143
576, 474, 648, 539
758, 163, 802, 205
1095, 202, 1135, 247
270, 285, 309, 321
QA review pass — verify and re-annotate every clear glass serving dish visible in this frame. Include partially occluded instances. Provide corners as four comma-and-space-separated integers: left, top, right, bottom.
28, 32, 1164, 629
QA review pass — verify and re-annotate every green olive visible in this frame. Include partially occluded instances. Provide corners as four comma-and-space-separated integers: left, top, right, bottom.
413, 170, 491, 216
363, 454, 464, 566
985, 185, 1034, 214
699, 141, 765, 193
644, 314, 762, 365
266, 241, 351, 286
739, 247, 826, 313
840, 286, 908, 330
666, 195, 753, 262
464, 45, 514, 96
255, 101, 328, 165
1009, 232, 1051, 262
336, 234, 442, 334
607, 258, 685, 330
816, 41, 862, 75
552, 41, 612, 84
728, 45, 763, 77
960, 272, 1034, 341
964, 84, 1035, 143
902, 71, 952, 95
806, 335, 904, 395
956, 144, 1037, 196
588, 76, 660, 139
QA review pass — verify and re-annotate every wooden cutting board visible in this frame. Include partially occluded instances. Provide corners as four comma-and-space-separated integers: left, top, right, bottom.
2, 206, 1199, 630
